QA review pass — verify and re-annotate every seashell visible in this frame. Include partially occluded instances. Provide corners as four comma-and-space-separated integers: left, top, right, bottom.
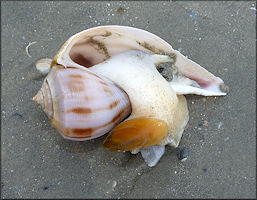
89, 50, 189, 151
33, 25, 228, 166
35, 58, 52, 75
33, 65, 131, 141
141, 145, 165, 167
51, 25, 229, 96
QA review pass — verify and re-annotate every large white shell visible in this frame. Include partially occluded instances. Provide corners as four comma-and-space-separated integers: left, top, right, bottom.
52, 25, 229, 96
33, 65, 131, 141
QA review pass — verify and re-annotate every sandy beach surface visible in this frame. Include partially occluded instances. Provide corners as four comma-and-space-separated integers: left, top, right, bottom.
1, 1, 256, 198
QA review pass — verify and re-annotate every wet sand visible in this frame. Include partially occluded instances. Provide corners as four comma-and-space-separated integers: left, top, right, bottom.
1, 1, 256, 198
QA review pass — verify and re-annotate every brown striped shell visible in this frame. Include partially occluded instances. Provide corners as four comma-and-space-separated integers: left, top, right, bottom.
33, 65, 132, 141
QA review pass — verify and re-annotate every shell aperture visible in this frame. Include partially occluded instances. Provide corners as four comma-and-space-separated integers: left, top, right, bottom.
53, 25, 229, 96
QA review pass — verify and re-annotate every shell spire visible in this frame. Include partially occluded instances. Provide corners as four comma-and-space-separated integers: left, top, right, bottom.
33, 79, 53, 119
33, 91, 43, 107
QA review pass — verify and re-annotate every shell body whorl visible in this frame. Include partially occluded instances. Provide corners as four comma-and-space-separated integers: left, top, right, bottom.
34, 65, 132, 141
90, 50, 189, 148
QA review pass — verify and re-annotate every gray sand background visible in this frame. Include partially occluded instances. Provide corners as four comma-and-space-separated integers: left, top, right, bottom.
1, 1, 256, 198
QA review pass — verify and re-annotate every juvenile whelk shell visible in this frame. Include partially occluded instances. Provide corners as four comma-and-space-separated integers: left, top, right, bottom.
33, 65, 131, 141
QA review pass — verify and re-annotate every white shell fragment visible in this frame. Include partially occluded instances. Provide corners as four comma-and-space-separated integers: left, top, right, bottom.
26, 41, 37, 58
218, 122, 223, 129
141, 145, 165, 167
36, 58, 52, 75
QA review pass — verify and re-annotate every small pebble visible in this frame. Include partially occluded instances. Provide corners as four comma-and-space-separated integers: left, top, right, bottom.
217, 122, 223, 129
117, 7, 125, 15
43, 186, 48, 190
198, 134, 204, 142
177, 147, 189, 161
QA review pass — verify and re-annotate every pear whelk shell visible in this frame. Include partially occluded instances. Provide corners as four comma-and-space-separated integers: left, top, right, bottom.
52, 25, 228, 96
34, 65, 131, 141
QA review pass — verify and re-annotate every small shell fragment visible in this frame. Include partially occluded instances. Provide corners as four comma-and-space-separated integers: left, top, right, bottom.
117, 7, 125, 14
25, 41, 37, 58
36, 58, 52, 75
217, 122, 223, 129
141, 145, 165, 167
